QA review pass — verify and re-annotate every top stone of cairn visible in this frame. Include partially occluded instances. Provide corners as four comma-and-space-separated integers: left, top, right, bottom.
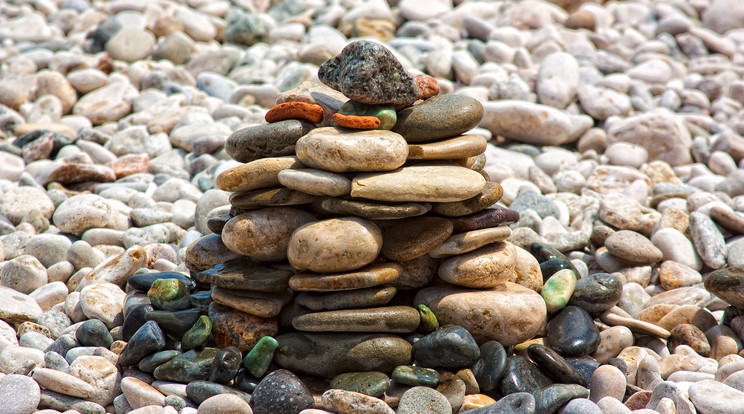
318, 40, 420, 109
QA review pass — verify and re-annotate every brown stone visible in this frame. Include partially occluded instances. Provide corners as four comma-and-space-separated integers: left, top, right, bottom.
380, 216, 453, 262
221, 207, 316, 262
658, 261, 702, 290
295, 286, 397, 311
393, 255, 439, 290
450, 206, 520, 232
287, 217, 382, 273
319, 198, 431, 220
289, 263, 402, 292
195, 257, 292, 292
332, 113, 381, 130
431, 182, 503, 217
106, 153, 149, 179
711, 205, 744, 235
668, 324, 710, 356
413, 74, 439, 100
46, 163, 117, 185
211, 286, 292, 318
209, 302, 278, 353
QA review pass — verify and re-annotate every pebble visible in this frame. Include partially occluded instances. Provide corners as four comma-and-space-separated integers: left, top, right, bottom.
250, 369, 314, 414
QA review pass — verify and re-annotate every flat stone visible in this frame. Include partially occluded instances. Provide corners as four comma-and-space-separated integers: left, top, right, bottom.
380, 216, 453, 261
265, 101, 324, 124
275, 332, 412, 378
211, 286, 291, 318
319, 198, 431, 220
322, 389, 394, 414
32, 368, 96, 400
292, 306, 420, 333
431, 182, 503, 217
438, 242, 517, 288
415, 282, 547, 345
605, 230, 663, 265
689, 380, 744, 414
46, 163, 116, 185
296, 127, 408, 172
278, 168, 352, 196
225, 120, 315, 162
351, 164, 486, 202
428, 227, 512, 258
289, 263, 402, 292
215, 156, 303, 193
221, 207, 316, 262
229, 187, 317, 209
450, 206, 520, 232
689, 211, 727, 269
295, 286, 397, 311
334, 100, 397, 130
393, 95, 484, 143
408, 135, 487, 160
185, 234, 242, 272
330, 372, 391, 398
153, 348, 219, 383
318, 40, 418, 108
288, 217, 382, 273
196, 257, 292, 292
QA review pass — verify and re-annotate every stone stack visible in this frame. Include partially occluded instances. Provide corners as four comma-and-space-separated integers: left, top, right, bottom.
184, 40, 547, 380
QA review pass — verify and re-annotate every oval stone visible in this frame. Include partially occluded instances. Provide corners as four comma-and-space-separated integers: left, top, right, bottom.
414, 283, 547, 345
221, 207, 316, 262
408, 135, 488, 160
438, 242, 517, 288
431, 181, 503, 217
296, 127, 408, 172
351, 164, 486, 203
226, 120, 315, 162
287, 217, 382, 273
289, 263, 402, 292
568, 272, 623, 316
278, 168, 351, 196
393, 94, 484, 143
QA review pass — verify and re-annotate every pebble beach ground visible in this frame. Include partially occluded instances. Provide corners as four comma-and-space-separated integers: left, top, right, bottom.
1, 0, 744, 413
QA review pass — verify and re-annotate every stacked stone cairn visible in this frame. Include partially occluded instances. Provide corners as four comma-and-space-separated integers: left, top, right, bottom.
160, 39, 564, 411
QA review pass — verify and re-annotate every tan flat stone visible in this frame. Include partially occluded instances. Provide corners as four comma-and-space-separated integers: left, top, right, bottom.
296, 127, 408, 172
278, 168, 351, 197
288, 217, 382, 273
296, 286, 397, 311
438, 242, 517, 288
211, 286, 292, 318
229, 187, 317, 208
289, 263, 402, 292
351, 164, 486, 203
428, 227, 512, 258
431, 182, 503, 217
216, 156, 303, 192
407, 135, 487, 160
292, 306, 420, 333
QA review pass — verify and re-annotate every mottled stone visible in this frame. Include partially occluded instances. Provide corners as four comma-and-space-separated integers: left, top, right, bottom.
242, 336, 278, 378
209, 302, 278, 353
318, 40, 418, 108
704, 266, 744, 308
296, 286, 397, 311
153, 348, 219, 383
196, 257, 292, 292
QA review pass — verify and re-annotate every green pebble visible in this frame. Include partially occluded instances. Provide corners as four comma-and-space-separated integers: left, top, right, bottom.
542, 269, 577, 313
242, 335, 278, 377
330, 372, 391, 397
417, 304, 439, 333
181, 315, 212, 350
392, 365, 440, 387
335, 100, 397, 130
148, 278, 192, 312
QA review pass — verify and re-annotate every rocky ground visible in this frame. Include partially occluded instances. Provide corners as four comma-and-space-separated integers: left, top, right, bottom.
1, 0, 744, 413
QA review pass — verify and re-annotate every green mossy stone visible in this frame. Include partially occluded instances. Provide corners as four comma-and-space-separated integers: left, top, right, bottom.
330, 371, 391, 397
392, 365, 440, 387
153, 348, 220, 382
148, 278, 192, 312
417, 304, 439, 333
333, 100, 397, 130
541, 269, 577, 313
181, 315, 212, 350
242, 335, 279, 377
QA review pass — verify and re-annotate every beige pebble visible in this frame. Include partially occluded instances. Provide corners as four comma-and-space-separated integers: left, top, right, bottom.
80, 282, 126, 329
197, 393, 252, 414
593, 326, 634, 363
296, 127, 408, 172
438, 242, 516, 288
288, 217, 382, 273
121, 377, 166, 409
590, 365, 626, 403
215, 156, 303, 193
407, 135, 487, 160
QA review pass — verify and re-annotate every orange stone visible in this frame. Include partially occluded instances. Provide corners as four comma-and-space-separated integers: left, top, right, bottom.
106, 153, 150, 179
460, 394, 497, 410
332, 113, 381, 130
413, 74, 439, 100
265, 101, 324, 124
